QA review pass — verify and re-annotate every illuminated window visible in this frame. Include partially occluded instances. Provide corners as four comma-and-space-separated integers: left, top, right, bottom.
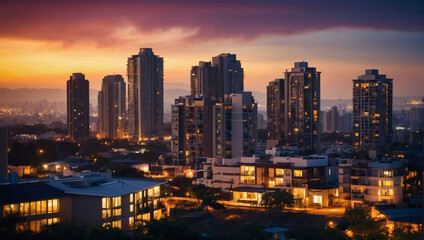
47, 200, 53, 214
269, 168, 274, 178
112, 197, 121, 207
276, 169, 284, 176
240, 176, 255, 184
313, 195, 322, 205
275, 178, 284, 186
293, 170, 303, 177
154, 210, 161, 220
383, 170, 392, 177
130, 194, 134, 203
52, 199, 59, 212
293, 189, 306, 198
130, 204, 134, 212
40, 201, 47, 214
102, 209, 111, 219
153, 186, 160, 197
112, 208, 121, 217
129, 217, 134, 227
379, 189, 393, 196
112, 220, 121, 229
102, 197, 110, 209
241, 166, 255, 176
379, 180, 393, 187
20, 202, 30, 216
30, 202, 36, 215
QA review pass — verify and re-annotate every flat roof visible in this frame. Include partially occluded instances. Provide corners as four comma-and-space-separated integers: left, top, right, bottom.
0, 182, 69, 205
263, 227, 289, 233
47, 178, 166, 197
376, 207, 423, 224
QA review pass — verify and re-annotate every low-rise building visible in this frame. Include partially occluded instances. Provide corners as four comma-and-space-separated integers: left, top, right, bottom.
0, 172, 167, 232
350, 160, 404, 208
233, 155, 338, 207
0, 182, 71, 232
196, 154, 339, 207
195, 158, 240, 190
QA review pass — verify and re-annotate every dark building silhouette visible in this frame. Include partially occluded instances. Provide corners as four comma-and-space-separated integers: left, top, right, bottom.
0, 127, 7, 182
67, 73, 89, 142
353, 69, 393, 158
127, 48, 163, 140
267, 78, 285, 142
190, 53, 243, 101
284, 62, 321, 152
190, 61, 219, 99
98, 75, 126, 139
322, 106, 339, 133
212, 53, 244, 99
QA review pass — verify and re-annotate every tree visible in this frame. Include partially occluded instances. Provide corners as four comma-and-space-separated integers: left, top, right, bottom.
392, 226, 423, 240
36, 221, 88, 240
344, 208, 388, 240
167, 176, 193, 196
134, 219, 202, 240
111, 165, 145, 178
0, 213, 22, 237
261, 190, 294, 210
86, 226, 132, 240
190, 184, 226, 211
289, 225, 347, 240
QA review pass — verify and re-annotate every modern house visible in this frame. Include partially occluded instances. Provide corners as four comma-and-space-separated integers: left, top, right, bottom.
0, 171, 167, 232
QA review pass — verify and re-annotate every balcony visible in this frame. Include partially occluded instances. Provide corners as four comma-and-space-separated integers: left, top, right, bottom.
352, 193, 365, 199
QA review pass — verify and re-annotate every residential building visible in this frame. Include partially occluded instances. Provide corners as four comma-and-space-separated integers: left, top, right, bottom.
350, 160, 403, 208
127, 48, 163, 140
0, 182, 71, 232
213, 92, 257, 159
339, 110, 353, 133
233, 155, 337, 207
267, 78, 285, 142
195, 158, 240, 191
353, 69, 393, 158
0, 172, 167, 232
0, 127, 7, 182
190, 61, 219, 99
284, 62, 321, 152
323, 106, 339, 133
338, 158, 353, 207
98, 75, 126, 139
212, 53, 244, 99
67, 73, 89, 142
171, 96, 214, 165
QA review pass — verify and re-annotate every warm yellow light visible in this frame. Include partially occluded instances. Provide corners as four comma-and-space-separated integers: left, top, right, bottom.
39, 149, 44, 154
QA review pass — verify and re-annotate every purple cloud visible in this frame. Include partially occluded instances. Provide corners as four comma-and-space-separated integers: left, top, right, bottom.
0, 0, 422, 46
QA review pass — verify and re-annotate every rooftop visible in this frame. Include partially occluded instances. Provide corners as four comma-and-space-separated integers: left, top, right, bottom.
47, 178, 166, 197
376, 206, 423, 225
0, 182, 69, 204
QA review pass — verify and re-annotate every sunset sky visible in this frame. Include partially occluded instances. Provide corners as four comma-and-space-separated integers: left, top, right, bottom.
0, 0, 423, 99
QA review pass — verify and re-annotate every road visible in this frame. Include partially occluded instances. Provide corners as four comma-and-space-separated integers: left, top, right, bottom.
165, 197, 346, 218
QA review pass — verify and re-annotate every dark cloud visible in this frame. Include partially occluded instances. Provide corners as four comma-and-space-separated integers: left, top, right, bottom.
0, 0, 422, 46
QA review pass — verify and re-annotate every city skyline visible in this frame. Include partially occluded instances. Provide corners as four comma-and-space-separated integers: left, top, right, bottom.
0, 1, 423, 99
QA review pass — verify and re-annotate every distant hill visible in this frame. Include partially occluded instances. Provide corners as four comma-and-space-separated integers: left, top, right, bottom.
0, 88, 98, 106
0, 88, 421, 113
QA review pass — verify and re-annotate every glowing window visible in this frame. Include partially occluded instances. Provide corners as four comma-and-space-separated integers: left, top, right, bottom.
294, 170, 303, 177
